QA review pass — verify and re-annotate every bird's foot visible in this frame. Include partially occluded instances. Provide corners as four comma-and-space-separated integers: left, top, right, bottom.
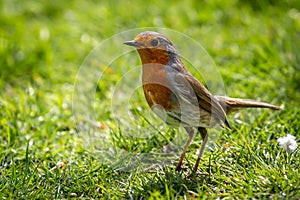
186, 170, 208, 179
175, 164, 187, 172
175, 165, 182, 172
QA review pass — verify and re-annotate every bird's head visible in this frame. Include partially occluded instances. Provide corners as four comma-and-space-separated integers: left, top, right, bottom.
124, 31, 179, 65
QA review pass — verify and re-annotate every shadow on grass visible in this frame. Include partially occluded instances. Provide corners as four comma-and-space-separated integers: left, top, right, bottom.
127, 167, 212, 198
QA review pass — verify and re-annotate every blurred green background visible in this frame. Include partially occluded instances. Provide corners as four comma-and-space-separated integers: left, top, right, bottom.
0, 0, 299, 198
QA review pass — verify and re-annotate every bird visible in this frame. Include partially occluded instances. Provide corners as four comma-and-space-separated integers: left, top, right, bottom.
124, 31, 282, 172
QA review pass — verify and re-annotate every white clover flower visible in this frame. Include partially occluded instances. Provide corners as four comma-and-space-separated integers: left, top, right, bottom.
277, 134, 298, 152
56, 160, 66, 168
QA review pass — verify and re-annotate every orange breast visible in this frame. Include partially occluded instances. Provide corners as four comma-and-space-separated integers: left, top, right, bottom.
141, 64, 177, 110
143, 83, 175, 110
137, 48, 170, 65
137, 48, 177, 110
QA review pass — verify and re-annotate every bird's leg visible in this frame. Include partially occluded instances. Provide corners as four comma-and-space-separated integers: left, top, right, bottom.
175, 127, 195, 171
193, 127, 208, 172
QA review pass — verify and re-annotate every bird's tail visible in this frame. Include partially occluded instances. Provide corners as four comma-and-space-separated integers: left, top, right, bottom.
215, 96, 282, 114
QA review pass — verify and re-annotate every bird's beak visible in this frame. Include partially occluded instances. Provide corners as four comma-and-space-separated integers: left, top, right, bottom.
123, 40, 142, 47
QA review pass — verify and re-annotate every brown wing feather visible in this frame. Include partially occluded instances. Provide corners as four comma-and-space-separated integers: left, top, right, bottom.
183, 74, 230, 129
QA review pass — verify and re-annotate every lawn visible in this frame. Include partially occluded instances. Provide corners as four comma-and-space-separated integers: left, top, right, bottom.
0, 0, 299, 199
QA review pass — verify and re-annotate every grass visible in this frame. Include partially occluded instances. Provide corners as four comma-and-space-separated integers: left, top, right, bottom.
1, 0, 300, 199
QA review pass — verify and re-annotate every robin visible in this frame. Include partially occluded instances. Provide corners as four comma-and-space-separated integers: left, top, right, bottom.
124, 31, 282, 172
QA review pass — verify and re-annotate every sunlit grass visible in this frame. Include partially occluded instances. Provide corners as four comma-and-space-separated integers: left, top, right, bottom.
0, 0, 299, 198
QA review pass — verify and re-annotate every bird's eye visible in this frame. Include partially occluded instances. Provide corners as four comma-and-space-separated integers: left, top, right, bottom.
151, 39, 159, 47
